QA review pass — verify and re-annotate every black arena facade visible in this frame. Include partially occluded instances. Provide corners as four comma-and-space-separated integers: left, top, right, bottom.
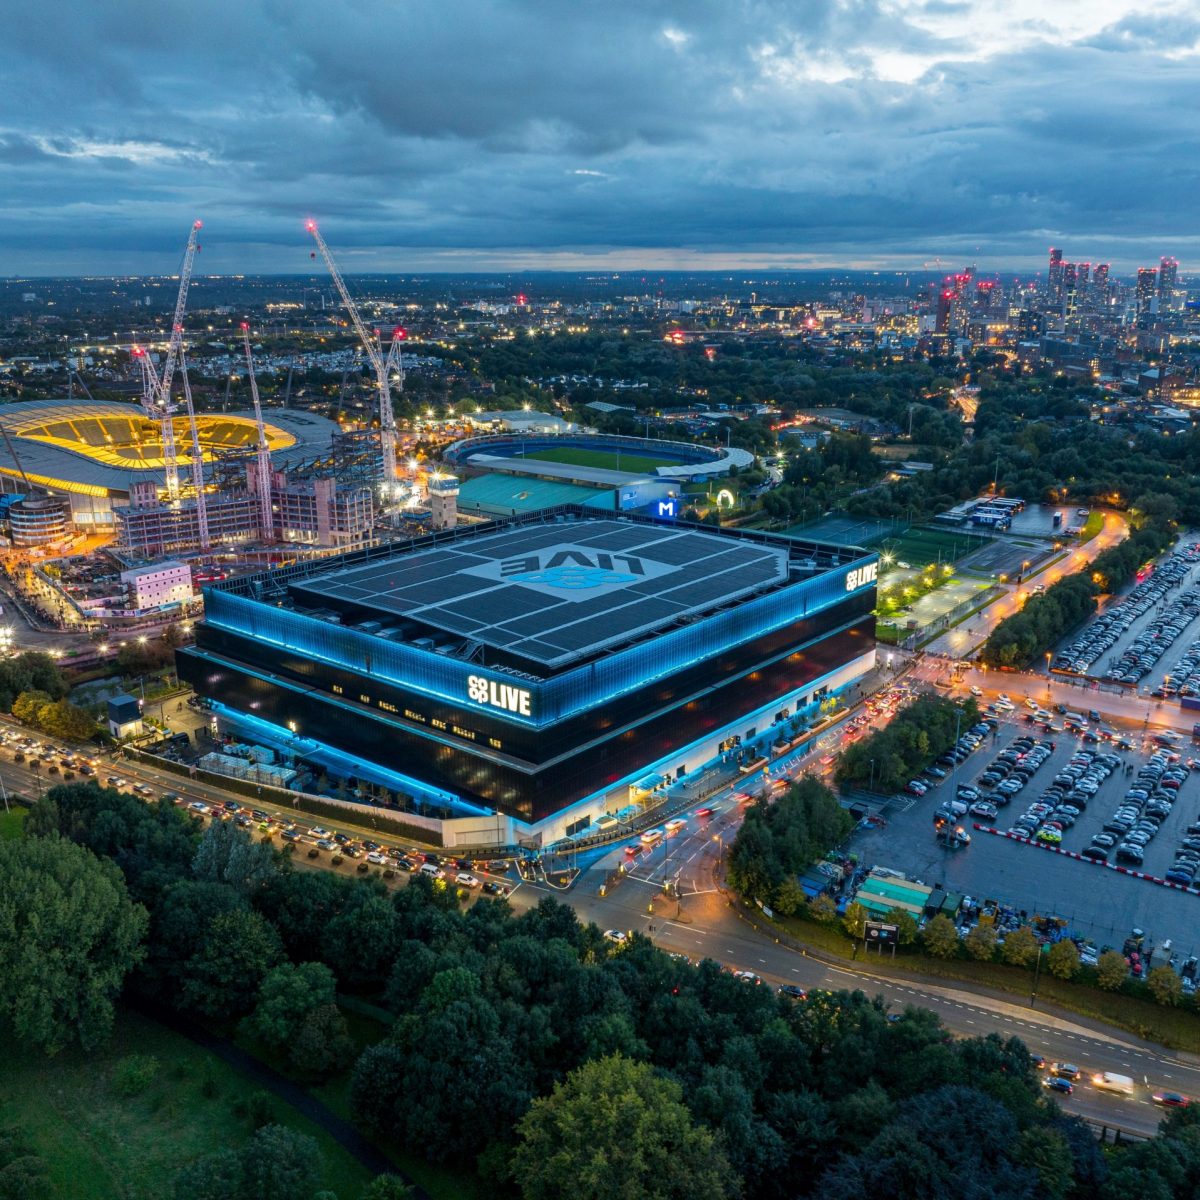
178, 507, 878, 845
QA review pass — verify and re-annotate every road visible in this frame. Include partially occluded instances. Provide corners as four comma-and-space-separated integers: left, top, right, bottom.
0, 691, 1188, 1137
923, 511, 1129, 658
517, 792, 1192, 1135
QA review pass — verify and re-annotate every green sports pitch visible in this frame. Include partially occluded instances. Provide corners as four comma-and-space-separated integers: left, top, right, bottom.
519, 446, 678, 473
870, 525, 987, 567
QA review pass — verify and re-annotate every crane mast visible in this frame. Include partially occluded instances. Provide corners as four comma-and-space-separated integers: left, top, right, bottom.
241, 324, 275, 540
305, 220, 397, 492
139, 219, 202, 502
178, 350, 210, 551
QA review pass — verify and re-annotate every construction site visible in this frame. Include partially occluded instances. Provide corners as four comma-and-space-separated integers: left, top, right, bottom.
0, 219, 460, 569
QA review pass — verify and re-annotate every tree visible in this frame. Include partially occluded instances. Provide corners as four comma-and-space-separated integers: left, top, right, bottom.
842, 902, 868, 940
1001, 927, 1039, 968
808, 894, 836, 922
1096, 950, 1128, 991
773, 878, 806, 917
965, 923, 997, 961
1147, 965, 1183, 1007
290, 1004, 353, 1079
0, 1121, 49, 1200
193, 821, 276, 896
1014, 1128, 1075, 1200
0, 835, 147, 1054
35, 698, 97, 741
172, 1124, 322, 1200
922, 913, 959, 959
10, 690, 51, 727
1046, 940, 1080, 981
885, 908, 918, 946
360, 1176, 414, 1200
245, 962, 338, 1049
180, 909, 284, 1017
511, 1056, 738, 1200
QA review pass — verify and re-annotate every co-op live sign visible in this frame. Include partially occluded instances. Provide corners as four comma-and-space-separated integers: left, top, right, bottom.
845, 562, 878, 592
468, 674, 533, 718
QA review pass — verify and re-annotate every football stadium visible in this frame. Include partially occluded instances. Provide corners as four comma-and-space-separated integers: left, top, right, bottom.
177, 507, 877, 845
0, 400, 338, 527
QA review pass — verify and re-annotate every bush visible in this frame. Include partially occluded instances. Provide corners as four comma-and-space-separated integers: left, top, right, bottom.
112, 1054, 160, 1098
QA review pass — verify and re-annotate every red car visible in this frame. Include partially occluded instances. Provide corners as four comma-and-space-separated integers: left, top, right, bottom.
694, 807, 714, 819
1153, 1091, 1190, 1108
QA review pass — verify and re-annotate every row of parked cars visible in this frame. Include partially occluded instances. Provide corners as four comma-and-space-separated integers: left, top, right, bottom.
185, 799, 512, 894
959, 735, 1056, 815
1082, 751, 1190, 869
1156, 635, 1200, 699
1004, 749, 1121, 846
1103, 589, 1200, 685
1052, 546, 1199, 678
905, 719, 992, 796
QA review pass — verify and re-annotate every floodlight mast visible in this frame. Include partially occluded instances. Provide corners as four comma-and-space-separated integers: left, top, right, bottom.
241, 324, 275, 540
305, 220, 397, 492
178, 349, 210, 551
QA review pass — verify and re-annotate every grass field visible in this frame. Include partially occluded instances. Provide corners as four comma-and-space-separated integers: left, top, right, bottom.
1080, 510, 1105, 542
871, 525, 988, 567
0, 807, 25, 840
521, 446, 675, 473
2, 1010, 374, 1200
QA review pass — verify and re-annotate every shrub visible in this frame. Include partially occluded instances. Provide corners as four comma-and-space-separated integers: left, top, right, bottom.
112, 1054, 160, 1098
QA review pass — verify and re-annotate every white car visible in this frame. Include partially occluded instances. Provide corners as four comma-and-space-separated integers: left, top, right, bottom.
367, 852, 388, 866
603, 929, 628, 944
969, 685, 983, 697
188, 800, 210, 814
455, 872, 480, 888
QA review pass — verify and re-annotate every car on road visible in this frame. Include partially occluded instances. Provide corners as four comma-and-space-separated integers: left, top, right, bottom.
1152, 1091, 1190, 1107
777, 984, 808, 1001
188, 800, 210, 815
367, 852, 388, 866
733, 970, 763, 985
970, 685, 983, 697
603, 929, 628, 944
455, 872, 480, 888
1030, 1054, 1046, 1070
1051, 1062, 1082, 1080
1043, 1077, 1074, 1095
482, 881, 507, 896
694, 807, 714, 818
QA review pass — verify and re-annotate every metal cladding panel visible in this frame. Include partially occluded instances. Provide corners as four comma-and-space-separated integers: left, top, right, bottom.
203, 552, 877, 729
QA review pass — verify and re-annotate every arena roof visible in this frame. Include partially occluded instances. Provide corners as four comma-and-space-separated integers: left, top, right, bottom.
292, 517, 790, 668
0, 400, 338, 497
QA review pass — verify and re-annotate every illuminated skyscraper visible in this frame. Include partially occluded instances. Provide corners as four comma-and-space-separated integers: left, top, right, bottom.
1159, 257, 1179, 310
1048, 247, 1064, 308
1136, 268, 1158, 321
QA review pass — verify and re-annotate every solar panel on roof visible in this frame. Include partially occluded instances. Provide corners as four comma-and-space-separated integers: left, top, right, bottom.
291, 517, 791, 668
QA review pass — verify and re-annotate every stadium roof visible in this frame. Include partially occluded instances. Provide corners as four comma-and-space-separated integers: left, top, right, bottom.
0, 399, 338, 496
292, 517, 789, 668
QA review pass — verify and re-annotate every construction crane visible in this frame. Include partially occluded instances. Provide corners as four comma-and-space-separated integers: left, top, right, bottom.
136, 219, 202, 501
305, 220, 398, 493
178, 350, 210, 551
241, 323, 275, 540
0, 418, 35, 496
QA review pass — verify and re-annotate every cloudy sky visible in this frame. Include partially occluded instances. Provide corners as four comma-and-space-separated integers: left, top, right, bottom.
2, 0, 1198, 276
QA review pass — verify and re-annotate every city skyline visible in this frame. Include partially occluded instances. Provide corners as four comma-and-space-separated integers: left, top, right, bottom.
2, 1, 1199, 275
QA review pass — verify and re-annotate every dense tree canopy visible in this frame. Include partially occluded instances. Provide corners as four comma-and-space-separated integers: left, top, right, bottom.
0, 834, 147, 1053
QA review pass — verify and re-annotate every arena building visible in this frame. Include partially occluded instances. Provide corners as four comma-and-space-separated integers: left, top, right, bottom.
178, 507, 877, 846
0, 400, 339, 529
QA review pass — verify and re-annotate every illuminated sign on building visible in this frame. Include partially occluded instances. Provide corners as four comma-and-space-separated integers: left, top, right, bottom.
468, 674, 533, 718
845, 562, 878, 592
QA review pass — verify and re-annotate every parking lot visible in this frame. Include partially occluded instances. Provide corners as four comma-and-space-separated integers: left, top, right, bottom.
1053, 537, 1200, 688
848, 711, 1200, 965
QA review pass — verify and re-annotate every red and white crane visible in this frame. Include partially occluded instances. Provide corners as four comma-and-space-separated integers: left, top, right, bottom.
305, 220, 398, 493
241, 323, 275, 540
135, 219, 202, 502
178, 349, 210, 551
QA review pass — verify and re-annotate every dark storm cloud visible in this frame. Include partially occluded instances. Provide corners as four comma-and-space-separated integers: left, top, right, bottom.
0, 0, 1197, 273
